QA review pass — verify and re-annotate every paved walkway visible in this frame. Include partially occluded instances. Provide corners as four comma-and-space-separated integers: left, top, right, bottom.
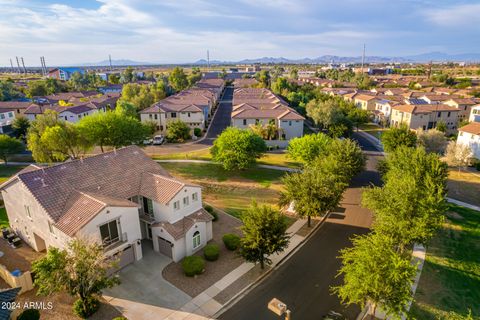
162, 219, 309, 320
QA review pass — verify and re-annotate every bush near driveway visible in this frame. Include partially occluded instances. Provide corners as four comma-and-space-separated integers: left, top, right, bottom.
223, 233, 241, 251
17, 308, 40, 320
182, 256, 205, 277
203, 244, 220, 261
204, 204, 218, 221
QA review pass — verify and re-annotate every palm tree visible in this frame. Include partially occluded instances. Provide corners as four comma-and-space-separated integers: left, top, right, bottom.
249, 123, 267, 139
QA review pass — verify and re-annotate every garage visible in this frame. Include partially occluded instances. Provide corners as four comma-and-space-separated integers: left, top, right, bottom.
157, 236, 173, 259
116, 245, 135, 269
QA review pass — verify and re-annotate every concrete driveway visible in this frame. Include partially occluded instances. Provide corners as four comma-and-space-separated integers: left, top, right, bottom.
103, 241, 192, 319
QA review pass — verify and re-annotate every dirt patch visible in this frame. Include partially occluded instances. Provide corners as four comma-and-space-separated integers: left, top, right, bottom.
295, 219, 320, 237
213, 264, 268, 305
162, 211, 244, 297
0, 238, 44, 272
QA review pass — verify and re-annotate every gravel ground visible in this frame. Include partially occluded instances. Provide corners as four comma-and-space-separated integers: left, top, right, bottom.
162, 210, 243, 297
214, 264, 268, 305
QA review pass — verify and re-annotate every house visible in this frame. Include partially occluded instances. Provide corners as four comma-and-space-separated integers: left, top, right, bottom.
444, 98, 477, 121
420, 94, 457, 104
47, 67, 85, 81
390, 104, 459, 134
457, 122, 480, 160
353, 94, 377, 110
0, 287, 21, 320
0, 146, 213, 265
99, 84, 123, 94
0, 108, 16, 134
140, 102, 206, 133
373, 99, 399, 126
469, 105, 480, 123
0, 101, 35, 116
231, 88, 304, 140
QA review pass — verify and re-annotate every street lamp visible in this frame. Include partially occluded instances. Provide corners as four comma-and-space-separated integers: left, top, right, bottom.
268, 298, 291, 320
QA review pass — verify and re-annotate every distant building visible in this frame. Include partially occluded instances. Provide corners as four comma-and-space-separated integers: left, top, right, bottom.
457, 122, 480, 160
390, 104, 459, 134
469, 105, 480, 123
47, 67, 85, 81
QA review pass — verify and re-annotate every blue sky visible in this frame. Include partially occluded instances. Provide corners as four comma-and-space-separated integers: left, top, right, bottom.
0, 0, 479, 66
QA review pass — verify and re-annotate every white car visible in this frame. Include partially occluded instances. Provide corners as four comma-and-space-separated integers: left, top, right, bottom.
152, 135, 165, 145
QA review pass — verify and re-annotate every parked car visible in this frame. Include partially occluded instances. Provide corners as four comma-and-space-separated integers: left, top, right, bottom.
152, 135, 165, 145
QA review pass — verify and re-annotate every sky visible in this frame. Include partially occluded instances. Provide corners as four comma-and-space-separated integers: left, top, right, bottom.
0, 0, 479, 66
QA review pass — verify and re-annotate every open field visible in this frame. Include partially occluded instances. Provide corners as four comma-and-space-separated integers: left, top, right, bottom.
409, 204, 480, 319
161, 162, 288, 219
447, 169, 480, 207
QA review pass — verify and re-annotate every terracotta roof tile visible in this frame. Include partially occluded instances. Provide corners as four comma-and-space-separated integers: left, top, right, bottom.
459, 122, 480, 135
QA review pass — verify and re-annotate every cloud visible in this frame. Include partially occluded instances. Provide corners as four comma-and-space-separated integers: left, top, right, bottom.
425, 3, 480, 27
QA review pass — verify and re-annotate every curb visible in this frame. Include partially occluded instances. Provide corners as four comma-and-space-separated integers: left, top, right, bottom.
214, 212, 330, 318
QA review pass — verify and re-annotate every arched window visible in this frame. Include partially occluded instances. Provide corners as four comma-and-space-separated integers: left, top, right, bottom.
193, 231, 201, 249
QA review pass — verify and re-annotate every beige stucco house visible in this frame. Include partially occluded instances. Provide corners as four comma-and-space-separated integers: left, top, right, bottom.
390, 104, 459, 134
0, 146, 212, 266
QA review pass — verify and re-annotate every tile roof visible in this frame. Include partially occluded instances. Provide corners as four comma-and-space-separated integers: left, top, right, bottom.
152, 208, 213, 240
5, 146, 192, 235
392, 104, 459, 114
0, 287, 21, 320
459, 122, 480, 135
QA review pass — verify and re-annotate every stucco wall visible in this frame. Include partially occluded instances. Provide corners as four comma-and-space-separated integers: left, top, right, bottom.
152, 186, 203, 224
457, 132, 480, 160
279, 119, 304, 139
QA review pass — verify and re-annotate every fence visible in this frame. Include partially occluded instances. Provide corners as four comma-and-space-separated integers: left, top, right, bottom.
0, 263, 33, 294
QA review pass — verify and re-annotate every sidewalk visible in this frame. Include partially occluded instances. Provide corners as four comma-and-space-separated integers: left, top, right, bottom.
162, 219, 309, 320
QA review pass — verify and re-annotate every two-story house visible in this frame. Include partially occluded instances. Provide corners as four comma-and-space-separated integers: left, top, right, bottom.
390, 104, 460, 134
0, 146, 213, 266
457, 122, 480, 160
469, 105, 480, 123
444, 98, 478, 121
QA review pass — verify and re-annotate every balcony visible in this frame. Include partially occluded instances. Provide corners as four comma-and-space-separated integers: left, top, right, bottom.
103, 232, 128, 253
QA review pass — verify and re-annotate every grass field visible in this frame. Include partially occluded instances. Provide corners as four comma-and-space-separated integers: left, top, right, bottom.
161, 162, 287, 219
409, 204, 480, 319
358, 123, 386, 140
0, 208, 9, 228
0, 165, 25, 184
447, 169, 480, 207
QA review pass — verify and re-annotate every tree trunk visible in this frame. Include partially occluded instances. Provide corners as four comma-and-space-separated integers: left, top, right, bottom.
100, 144, 104, 153
308, 215, 311, 227
260, 258, 264, 269
371, 303, 377, 318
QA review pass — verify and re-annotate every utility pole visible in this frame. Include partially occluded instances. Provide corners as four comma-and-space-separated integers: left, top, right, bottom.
15, 56, 21, 74
207, 49, 210, 71
109, 54, 113, 71
361, 43, 366, 73
21, 57, 26, 74
9, 59, 14, 73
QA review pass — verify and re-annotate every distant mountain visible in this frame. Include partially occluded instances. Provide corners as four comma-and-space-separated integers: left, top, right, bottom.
404, 52, 480, 62
76, 59, 155, 66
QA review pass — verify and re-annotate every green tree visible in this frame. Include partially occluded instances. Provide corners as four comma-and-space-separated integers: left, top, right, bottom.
121, 67, 137, 84
333, 232, 417, 318
325, 138, 366, 182
289, 68, 298, 80
0, 80, 21, 101
166, 120, 191, 142
0, 135, 24, 165
32, 239, 120, 318
211, 127, 267, 170
77, 111, 149, 152
239, 201, 289, 269
25, 81, 48, 98
381, 125, 417, 153
280, 163, 347, 227
218, 68, 227, 80
436, 120, 447, 133
347, 108, 369, 131
26, 110, 66, 162
40, 123, 92, 160
354, 73, 374, 89
115, 100, 138, 118
108, 73, 120, 84
68, 71, 91, 91
255, 70, 270, 88
169, 67, 189, 92
11, 116, 30, 139
271, 77, 290, 95
286, 133, 332, 165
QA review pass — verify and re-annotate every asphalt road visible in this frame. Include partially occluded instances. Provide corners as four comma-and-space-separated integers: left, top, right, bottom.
197, 86, 233, 145
218, 132, 382, 320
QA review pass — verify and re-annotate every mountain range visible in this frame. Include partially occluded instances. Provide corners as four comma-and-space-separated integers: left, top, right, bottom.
74, 52, 480, 67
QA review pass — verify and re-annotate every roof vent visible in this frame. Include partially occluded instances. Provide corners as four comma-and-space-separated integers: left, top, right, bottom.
40, 178, 47, 187
103, 155, 109, 158
97, 186, 101, 190
60, 165, 67, 170
133, 151, 139, 155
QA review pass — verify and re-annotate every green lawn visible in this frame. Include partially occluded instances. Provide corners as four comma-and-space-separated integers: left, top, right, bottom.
160, 162, 287, 219
409, 204, 480, 319
0, 165, 25, 184
0, 208, 9, 228
358, 123, 385, 141
447, 169, 480, 207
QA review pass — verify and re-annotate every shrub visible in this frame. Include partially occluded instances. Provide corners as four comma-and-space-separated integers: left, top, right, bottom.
112, 318, 128, 320
17, 309, 40, 320
203, 244, 220, 261
204, 204, 218, 221
223, 233, 241, 251
475, 160, 480, 172
73, 296, 100, 319
194, 127, 202, 137
182, 256, 205, 277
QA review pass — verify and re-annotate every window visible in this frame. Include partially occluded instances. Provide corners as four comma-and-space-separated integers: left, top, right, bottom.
192, 192, 198, 202
154, 114, 158, 120
193, 231, 201, 249
187, 113, 191, 117
447, 112, 451, 117
7, 112, 13, 118
289, 121, 292, 126
64, 116, 67, 120
99, 220, 120, 246
438, 112, 441, 117
48, 221, 55, 235
149, 114, 152, 119
0, 114, 5, 120
183, 196, 189, 206
173, 200, 180, 211
24, 205, 31, 219
243, 119, 247, 125
171, 112, 177, 118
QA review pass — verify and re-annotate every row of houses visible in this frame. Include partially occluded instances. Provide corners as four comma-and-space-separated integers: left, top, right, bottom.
0, 91, 120, 132
231, 87, 304, 140
140, 78, 225, 134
